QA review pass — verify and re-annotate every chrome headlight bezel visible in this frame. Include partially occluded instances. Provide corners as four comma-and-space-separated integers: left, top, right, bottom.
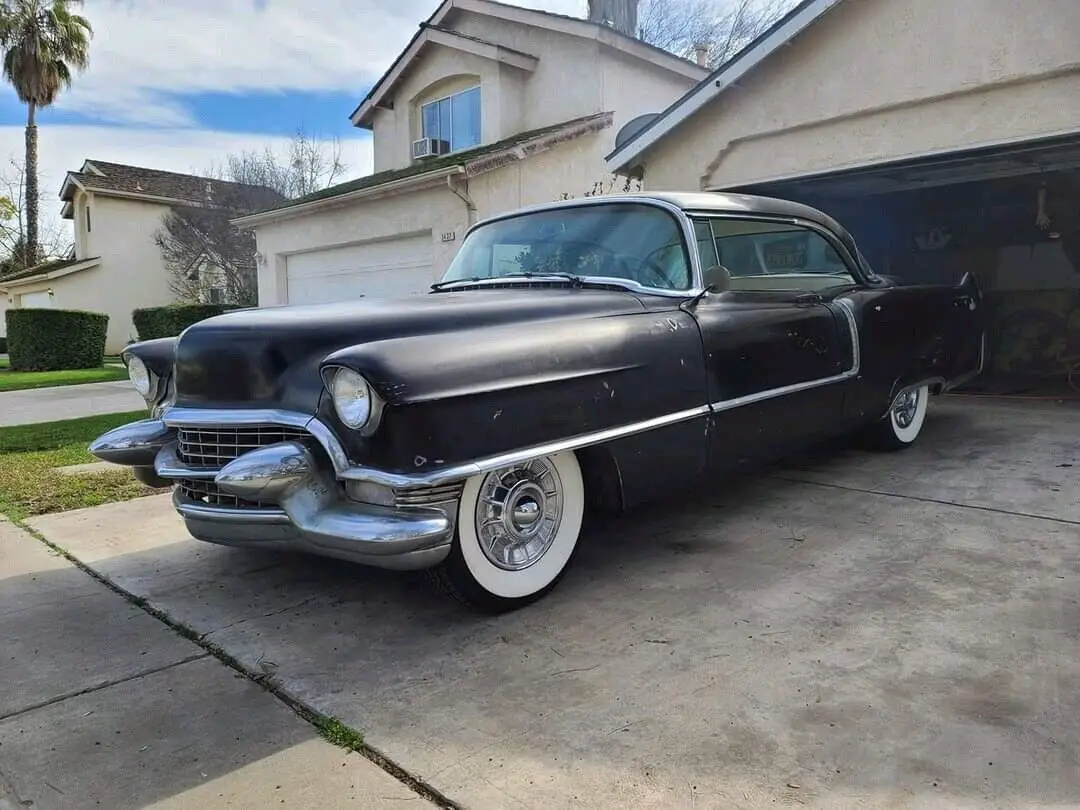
320, 365, 384, 436
125, 354, 153, 398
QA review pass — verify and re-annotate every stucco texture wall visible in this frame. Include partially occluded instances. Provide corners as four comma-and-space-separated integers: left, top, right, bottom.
254, 183, 471, 306
253, 128, 627, 305
5, 195, 177, 353
638, 0, 1080, 190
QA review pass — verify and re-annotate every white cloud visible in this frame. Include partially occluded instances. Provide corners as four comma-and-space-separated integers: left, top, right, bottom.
60, 0, 587, 127
0, 124, 374, 245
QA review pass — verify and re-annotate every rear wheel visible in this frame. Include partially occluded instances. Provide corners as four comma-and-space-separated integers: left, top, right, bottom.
428, 451, 585, 613
864, 384, 929, 451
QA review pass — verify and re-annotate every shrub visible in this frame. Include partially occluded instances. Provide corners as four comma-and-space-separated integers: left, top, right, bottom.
132, 303, 241, 341
5, 308, 108, 371
0, 336, 7, 354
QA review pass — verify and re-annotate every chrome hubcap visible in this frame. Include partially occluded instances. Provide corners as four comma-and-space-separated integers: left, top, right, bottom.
475, 459, 563, 571
892, 388, 920, 429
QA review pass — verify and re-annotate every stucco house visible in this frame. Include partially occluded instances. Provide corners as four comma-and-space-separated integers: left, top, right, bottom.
0, 161, 283, 353
233, 0, 708, 306
604, 0, 1080, 390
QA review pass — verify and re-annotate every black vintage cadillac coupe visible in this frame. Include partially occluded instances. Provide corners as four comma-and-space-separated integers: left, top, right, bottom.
91, 192, 985, 612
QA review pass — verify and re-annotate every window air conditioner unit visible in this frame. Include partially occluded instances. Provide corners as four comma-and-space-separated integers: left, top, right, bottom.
412, 137, 450, 159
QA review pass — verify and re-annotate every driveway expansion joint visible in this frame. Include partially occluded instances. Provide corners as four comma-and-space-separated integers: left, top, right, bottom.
12, 519, 466, 810
769, 473, 1080, 527
0, 653, 210, 723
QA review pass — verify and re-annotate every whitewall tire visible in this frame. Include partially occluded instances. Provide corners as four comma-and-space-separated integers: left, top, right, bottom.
429, 451, 585, 612
867, 384, 929, 450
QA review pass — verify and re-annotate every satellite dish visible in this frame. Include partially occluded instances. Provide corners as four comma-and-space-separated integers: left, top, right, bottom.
615, 113, 661, 151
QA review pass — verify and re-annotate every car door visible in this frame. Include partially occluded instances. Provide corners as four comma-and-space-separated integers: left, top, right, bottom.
686, 216, 860, 468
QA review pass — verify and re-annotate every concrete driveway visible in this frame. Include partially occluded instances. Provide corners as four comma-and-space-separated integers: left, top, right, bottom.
0, 380, 144, 426
21, 396, 1080, 809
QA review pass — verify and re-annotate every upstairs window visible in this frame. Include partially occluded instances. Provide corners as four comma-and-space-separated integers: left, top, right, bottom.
420, 85, 481, 153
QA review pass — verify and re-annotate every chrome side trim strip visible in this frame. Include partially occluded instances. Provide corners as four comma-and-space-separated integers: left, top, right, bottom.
338, 404, 713, 488
157, 300, 861, 491
709, 296, 860, 413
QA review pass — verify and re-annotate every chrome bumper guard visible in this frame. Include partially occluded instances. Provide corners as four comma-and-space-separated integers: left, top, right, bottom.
88, 417, 456, 571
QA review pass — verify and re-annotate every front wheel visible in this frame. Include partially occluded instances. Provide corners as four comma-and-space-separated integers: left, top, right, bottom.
863, 384, 929, 451
428, 451, 585, 613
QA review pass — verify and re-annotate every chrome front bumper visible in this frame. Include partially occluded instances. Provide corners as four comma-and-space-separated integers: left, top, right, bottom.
89, 416, 457, 571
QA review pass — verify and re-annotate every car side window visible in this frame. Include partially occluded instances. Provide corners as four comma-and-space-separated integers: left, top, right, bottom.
691, 217, 857, 293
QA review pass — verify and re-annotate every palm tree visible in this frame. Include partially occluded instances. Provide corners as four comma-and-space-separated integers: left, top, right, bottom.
0, 0, 91, 267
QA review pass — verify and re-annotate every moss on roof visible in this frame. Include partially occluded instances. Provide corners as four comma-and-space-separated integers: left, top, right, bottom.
248, 112, 612, 216
0, 255, 99, 284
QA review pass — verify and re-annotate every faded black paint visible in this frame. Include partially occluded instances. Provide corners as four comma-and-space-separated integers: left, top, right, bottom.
121, 194, 986, 513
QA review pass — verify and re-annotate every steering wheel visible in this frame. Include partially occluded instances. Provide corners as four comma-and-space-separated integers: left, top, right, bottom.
588, 245, 674, 289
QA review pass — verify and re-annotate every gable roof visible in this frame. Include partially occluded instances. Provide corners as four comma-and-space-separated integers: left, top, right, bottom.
351, 0, 707, 129
59, 160, 286, 219
605, 0, 846, 173
233, 111, 614, 228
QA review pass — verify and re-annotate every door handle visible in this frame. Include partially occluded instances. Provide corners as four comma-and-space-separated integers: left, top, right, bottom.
794, 292, 822, 305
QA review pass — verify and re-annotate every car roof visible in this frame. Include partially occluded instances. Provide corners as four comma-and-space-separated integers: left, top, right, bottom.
476, 191, 847, 237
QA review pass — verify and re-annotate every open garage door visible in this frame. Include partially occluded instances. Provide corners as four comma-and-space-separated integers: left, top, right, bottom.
729, 133, 1080, 397
285, 233, 435, 306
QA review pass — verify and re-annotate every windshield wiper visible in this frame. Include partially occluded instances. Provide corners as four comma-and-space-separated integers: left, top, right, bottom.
497, 272, 584, 287
431, 273, 585, 291
430, 277, 481, 291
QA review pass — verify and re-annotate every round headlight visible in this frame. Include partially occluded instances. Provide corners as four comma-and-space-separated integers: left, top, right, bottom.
331, 368, 372, 429
127, 355, 152, 397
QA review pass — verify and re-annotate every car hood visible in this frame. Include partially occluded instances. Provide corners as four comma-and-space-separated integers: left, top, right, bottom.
172, 287, 647, 411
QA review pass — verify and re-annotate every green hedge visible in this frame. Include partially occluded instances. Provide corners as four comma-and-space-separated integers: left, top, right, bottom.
132, 303, 241, 341
5, 308, 109, 371
0, 336, 7, 354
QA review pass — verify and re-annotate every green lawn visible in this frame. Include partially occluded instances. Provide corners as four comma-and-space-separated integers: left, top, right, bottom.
0, 410, 163, 521
0, 361, 129, 392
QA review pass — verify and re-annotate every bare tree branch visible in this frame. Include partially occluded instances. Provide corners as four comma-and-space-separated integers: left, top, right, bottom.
206, 126, 348, 200
0, 152, 72, 271
154, 205, 258, 306
638, 0, 796, 67
156, 129, 347, 305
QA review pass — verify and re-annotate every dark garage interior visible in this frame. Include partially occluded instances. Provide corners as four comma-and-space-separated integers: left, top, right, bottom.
735, 134, 1080, 398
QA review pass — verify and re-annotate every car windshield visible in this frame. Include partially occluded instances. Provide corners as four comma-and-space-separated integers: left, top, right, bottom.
438, 202, 693, 291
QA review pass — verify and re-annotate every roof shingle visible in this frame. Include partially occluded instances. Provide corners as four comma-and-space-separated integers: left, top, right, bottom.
64, 161, 286, 213
242, 111, 613, 218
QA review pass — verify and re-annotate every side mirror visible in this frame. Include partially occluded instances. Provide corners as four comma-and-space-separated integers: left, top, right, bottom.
702, 264, 731, 293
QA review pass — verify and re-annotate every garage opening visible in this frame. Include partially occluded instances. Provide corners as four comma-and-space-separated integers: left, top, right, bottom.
732, 133, 1080, 398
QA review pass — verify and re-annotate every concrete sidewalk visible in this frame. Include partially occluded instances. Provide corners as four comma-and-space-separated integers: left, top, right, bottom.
0, 517, 433, 810
0, 380, 144, 427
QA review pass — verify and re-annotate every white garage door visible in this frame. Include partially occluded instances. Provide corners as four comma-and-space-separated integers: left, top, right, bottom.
285, 234, 435, 305
19, 291, 52, 308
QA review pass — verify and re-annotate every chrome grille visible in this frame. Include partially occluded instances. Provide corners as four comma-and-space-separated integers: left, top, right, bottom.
178, 478, 279, 511
393, 482, 465, 507
176, 424, 309, 469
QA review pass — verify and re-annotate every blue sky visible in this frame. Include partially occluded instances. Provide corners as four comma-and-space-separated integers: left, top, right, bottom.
0, 0, 586, 246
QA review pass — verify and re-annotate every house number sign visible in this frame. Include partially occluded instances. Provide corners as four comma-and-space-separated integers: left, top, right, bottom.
441, 231, 456, 243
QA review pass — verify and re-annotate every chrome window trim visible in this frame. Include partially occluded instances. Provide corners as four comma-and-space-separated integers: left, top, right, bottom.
684, 211, 868, 287
444, 197, 705, 296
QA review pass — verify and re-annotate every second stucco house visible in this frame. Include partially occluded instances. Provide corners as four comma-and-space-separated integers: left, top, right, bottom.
0, 161, 283, 353
233, 0, 707, 306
